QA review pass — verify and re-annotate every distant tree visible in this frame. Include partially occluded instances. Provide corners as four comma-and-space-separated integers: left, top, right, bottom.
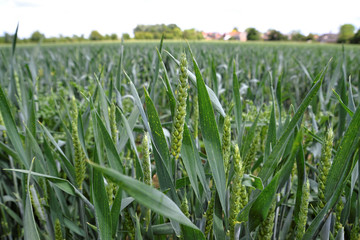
110, 33, 118, 40
306, 33, 316, 41
183, 29, 204, 40
89, 30, 103, 41
232, 27, 239, 32
134, 32, 154, 39
350, 29, 360, 44
291, 31, 306, 41
30, 31, 45, 42
338, 24, 355, 43
133, 24, 185, 40
3, 33, 13, 43
122, 33, 130, 40
267, 29, 287, 41
246, 28, 261, 41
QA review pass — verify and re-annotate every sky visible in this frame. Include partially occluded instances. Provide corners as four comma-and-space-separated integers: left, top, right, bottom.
1, 0, 360, 38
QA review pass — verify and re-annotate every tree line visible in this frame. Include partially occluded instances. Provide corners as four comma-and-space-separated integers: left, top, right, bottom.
1, 23, 359, 44
246, 24, 360, 43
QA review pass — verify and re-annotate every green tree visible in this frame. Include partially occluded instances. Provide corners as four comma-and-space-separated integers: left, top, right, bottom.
183, 29, 203, 40
133, 24, 185, 40
122, 33, 130, 40
338, 24, 355, 43
291, 31, 306, 41
134, 32, 154, 39
267, 29, 288, 41
30, 31, 45, 42
246, 28, 261, 41
110, 33, 118, 40
89, 30, 103, 41
306, 33, 316, 41
350, 29, 360, 44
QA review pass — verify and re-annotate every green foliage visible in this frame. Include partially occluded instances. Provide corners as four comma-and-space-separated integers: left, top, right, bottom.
246, 27, 261, 40
183, 29, 204, 40
338, 24, 355, 43
30, 31, 45, 42
291, 31, 306, 41
306, 33, 316, 41
122, 33, 131, 40
266, 29, 288, 41
89, 30, 103, 40
350, 29, 360, 43
134, 24, 202, 40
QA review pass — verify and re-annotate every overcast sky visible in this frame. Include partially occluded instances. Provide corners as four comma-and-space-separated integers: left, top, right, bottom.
1, 0, 360, 38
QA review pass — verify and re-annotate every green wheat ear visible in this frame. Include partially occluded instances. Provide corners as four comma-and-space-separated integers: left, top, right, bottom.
334, 191, 344, 236
229, 144, 246, 240
71, 97, 86, 189
142, 133, 152, 230
110, 101, 117, 144
204, 186, 216, 239
244, 132, 259, 173
142, 133, 151, 186
181, 196, 190, 218
350, 224, 360, 240
170, 53, 188, 160
296, 180, 310, 240
124, 207, 135, 240
318, 127, 333, 209
222, 115, 231, 180
29, 184, 45, 222
54, 218, 63, 240
257, 198, 276, 240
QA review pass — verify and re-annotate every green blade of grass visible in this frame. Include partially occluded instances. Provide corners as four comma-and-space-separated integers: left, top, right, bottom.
94, 112, 123, 172
213, 192, 226, 239
144, 88, 172, 177
24, 158, 40, 240
325, 105, 360, 200
87, 161, 204, 238
0, 83, 28, 168
191, 52, 227, 214
117, 107, 140, 151
92, 148, 112, 240
39, 122, 76, 181
149, 35, 164, 100
180, 124, 200, 201
232, 61, 243, 146
5, 169, 94, 211
123, 71, 152, 135
156, 48, 176, 116
293, 141, 306, 225
332, 88, 354, 117
117, 108, 143, 179
110, 189, 122, 237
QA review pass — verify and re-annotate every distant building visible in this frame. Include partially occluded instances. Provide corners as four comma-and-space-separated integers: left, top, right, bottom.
202, 32, 224, 40
318, 33, 338, 43
224, 31, 247, 41
202, 30, 247, 41
261, 30, 271, 40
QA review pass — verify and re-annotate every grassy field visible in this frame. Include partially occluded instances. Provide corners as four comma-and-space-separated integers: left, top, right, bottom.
0, 39, 360, 239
